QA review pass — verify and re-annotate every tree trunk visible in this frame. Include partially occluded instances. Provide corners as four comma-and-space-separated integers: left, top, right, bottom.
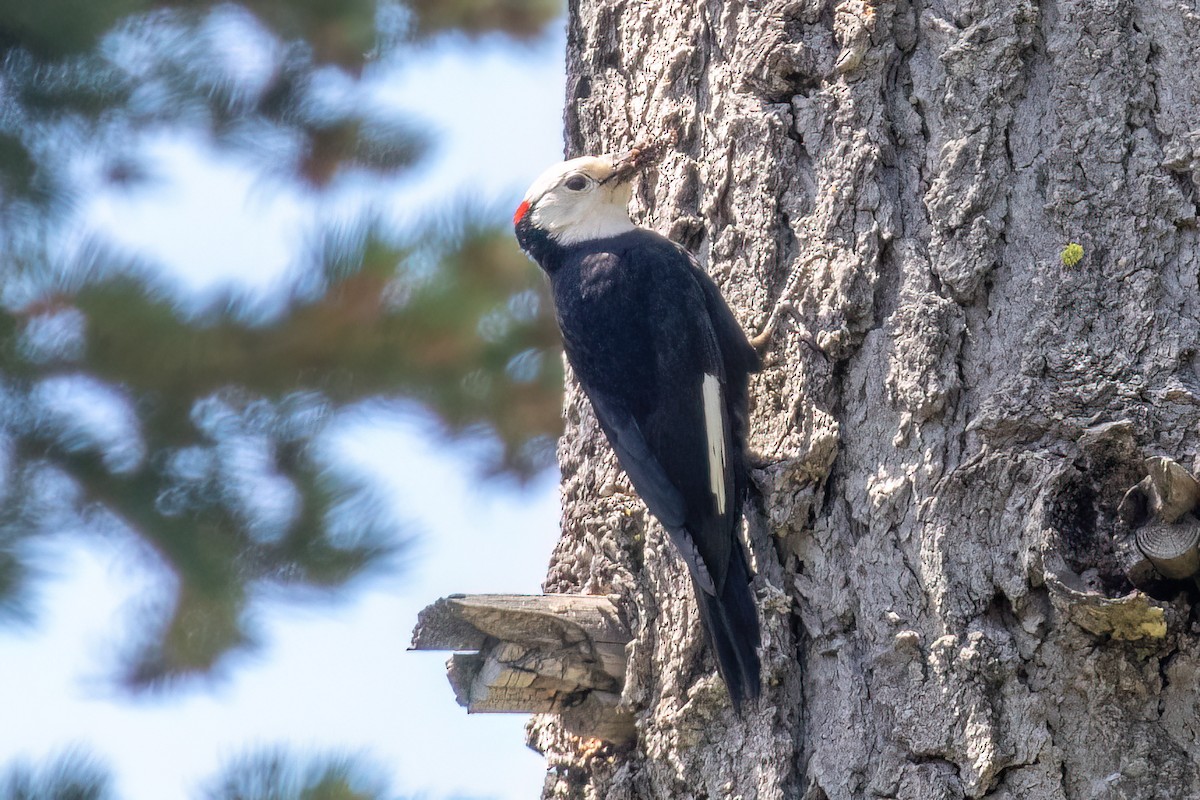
531, 0, 1200, 797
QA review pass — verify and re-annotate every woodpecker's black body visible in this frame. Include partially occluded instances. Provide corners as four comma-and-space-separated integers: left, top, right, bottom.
516, 211, 762, 710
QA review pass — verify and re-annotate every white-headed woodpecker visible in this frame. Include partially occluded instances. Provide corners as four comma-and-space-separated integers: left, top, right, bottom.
514, 144, 762, 711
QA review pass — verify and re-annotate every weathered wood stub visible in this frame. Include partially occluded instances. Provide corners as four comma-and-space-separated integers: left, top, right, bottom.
411, 594, 634, 742
525, 0, 1200, 798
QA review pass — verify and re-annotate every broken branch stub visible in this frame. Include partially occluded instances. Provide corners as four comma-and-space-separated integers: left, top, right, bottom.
1135, 521, 1200, 580
1117, 456, 1200, 581
411, 594, 634, 743
1144, 456, 1200, 524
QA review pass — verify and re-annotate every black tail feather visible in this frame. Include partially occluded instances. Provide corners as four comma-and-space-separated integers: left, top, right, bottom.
692, 548, 761, 713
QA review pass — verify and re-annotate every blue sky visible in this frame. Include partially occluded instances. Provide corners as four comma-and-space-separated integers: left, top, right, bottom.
0, 25, 568, 800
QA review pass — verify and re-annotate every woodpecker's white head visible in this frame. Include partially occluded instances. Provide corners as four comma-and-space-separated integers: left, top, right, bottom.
513, 152, 639, 245
515, 138, 677, 249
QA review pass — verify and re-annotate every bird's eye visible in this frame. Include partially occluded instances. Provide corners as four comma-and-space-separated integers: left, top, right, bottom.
564, 175, 589, 191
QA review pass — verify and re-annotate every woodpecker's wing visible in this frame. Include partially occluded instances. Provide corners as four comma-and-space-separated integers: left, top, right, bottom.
682, 247, 762, 380
686, 256, 761, 500
557, 242, 740, 593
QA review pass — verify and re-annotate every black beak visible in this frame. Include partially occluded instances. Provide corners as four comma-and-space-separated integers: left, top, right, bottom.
600, 149, 645, 185
599, 137, 672, 185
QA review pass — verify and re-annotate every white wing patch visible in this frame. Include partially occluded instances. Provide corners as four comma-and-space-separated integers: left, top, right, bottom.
702, 373, 727, 516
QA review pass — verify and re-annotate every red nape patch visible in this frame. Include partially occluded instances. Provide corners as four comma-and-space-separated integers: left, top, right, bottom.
513, 200, 531, 226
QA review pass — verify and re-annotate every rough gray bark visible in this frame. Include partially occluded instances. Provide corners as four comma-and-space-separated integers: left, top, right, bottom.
529, 0, 1200, 797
